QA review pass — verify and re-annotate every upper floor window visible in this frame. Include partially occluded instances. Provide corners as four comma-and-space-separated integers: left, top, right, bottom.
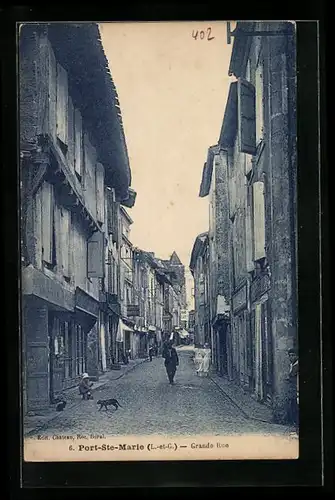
255, 60, 264, 145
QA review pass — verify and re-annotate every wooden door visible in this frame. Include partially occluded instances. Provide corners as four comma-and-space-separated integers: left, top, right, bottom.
49, 314, 65, 401
25, 301, 50, 409
261, 300, 273, 403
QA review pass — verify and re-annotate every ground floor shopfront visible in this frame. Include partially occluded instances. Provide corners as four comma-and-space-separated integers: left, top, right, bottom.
22, 265, 100, 413
214, 274, 295, 423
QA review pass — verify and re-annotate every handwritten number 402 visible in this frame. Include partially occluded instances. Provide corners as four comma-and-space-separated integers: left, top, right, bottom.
192, 28, 215, 41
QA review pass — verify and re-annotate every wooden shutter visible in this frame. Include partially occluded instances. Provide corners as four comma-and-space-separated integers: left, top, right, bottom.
56, 63, 68, 146
34, 186, 43, 267
245, 185, 254, 272
252, 181, 266, 261
255, 63, 264, 143
107, 189, 114, 235
48, 43, 57, 140
74, 109, 83, 177
96, 163, 105, 224
60, 207, 71, 277
41, 181, 53, 264
238, 78, 256, 155
67, 96, 75, 172
83, 132, 97, 218
112, 201, 119, 245
87, 230, 105, 278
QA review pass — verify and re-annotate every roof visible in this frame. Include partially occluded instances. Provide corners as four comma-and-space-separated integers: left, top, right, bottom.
189, 232, 209, 273
218, 81, 238, 148
120, 206, 133, 225
199, 146, 220, 198
170, 251, 183, 265
228, 22, 255, 78
42, 22, 132, 200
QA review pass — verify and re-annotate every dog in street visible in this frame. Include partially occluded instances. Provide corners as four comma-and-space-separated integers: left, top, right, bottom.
97, 398, 123, 411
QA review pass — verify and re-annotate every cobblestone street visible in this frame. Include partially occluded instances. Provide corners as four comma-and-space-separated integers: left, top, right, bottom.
29, 347, 292, 438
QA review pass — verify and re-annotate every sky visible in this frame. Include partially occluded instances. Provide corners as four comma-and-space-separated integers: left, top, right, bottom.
99, 22, 233, 308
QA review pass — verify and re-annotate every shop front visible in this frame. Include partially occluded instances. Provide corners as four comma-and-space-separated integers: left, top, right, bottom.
231, 282, 249, 386
116, 317, 134, 363
22, 264, 75, 411
250, 273, 273, 404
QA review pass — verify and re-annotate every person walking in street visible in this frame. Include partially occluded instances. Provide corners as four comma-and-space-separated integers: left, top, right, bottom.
149, 345, 154, 362
162, 340, 179, 385
286, 348, 299, 430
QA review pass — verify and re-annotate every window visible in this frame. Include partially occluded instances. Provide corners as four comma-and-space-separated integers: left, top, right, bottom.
59, 206, 71, 278
96, 163, 105, 224
246, 59, 251, 81
255, 61, 264, 144
87, 230, 105, 279
245, 184, 254, 272
40, 181, 55, 267
56, 63, 68, 150
252, 181, 266, 261
238, 78, 256, 155
74, 109, 83, 178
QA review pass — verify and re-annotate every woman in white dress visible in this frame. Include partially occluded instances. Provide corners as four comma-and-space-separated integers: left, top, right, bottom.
197, 343, 211, 377
194, 346, 203, 373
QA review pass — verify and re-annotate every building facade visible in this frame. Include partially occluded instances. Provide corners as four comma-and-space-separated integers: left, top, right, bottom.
193, 21, 297, 424
20, 23, 132, 412
189, 233, 211, 348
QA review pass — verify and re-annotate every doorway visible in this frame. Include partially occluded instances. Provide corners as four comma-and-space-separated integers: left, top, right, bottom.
48, 313, 65, 402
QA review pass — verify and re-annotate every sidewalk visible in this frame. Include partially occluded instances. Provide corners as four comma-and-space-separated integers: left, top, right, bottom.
209, 372, 274, 424
24, 357, 147, 436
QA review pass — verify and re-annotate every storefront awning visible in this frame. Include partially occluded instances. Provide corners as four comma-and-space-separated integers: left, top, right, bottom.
120, 318, 133, 332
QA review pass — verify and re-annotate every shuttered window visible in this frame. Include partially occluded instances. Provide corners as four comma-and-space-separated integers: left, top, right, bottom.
67, 96, 75, 172
245, 184, 254, 272
48, 44, 57, 140
238, 78, 256, 155
83, 132, 97, 218
74, 109, 83, 178
60, 207, 71, 278
96, 163, 105, 224
255, 62, 264, 144
87, 230, 105, 279
41, 181, 54, 265
252, 181, 266, 261
56, 63, 68, 147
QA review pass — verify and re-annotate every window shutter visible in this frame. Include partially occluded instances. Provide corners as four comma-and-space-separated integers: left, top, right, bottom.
67, 96, 75, 172
107, 189, 114, 235
87, 231, 105, 279
245, 185, 254, 272
83, 133, 97, 218
74, 109, 82, 177
48, 44, 57, 140
255, 63, 264, 144
41, 182, 53, 264
112, 201, 119, 245
96, 163, 105, 224
56, 63, 68, 146
60, 207, 71, 277
252, 181, 266, 261
238, 78, 256, 155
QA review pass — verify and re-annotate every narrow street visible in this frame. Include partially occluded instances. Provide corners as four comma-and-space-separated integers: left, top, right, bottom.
30, 347, 291, 438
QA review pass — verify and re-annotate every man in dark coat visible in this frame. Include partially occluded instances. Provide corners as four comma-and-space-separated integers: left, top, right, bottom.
287, 348, 299, 428
162, 340, 179, 384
